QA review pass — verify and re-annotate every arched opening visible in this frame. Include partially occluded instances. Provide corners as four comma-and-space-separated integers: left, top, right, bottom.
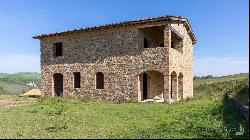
53, 73, 63, 96
96, 72, 104, 89
139, 70, 164, 101
171, 71, 177, 100
178, 73, 184, 100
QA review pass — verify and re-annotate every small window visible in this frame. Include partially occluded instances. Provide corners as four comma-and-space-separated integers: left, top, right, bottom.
144, 38, 148, 48
96, 72, 104, 89
74, 72, 81, 88
53, 42, 62, 57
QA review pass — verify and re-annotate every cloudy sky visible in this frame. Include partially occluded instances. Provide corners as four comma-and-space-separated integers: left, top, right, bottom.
0, 0, 248, 76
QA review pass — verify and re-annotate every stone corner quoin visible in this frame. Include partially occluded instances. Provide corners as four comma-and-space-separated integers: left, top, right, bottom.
33, 15, 197, 103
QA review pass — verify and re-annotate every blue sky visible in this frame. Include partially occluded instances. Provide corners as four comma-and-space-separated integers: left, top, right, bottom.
0, 0, 248, 76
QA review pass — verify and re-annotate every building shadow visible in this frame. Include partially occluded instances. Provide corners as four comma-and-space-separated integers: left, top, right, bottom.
222, 94, 249, 139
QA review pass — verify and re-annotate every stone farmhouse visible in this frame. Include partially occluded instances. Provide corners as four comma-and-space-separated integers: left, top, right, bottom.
33, 15, 197, 103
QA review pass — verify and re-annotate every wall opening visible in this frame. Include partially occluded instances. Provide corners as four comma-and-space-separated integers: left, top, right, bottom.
139, 26, 164, 48
139, 71, 164, 101
144, 38, 149, 48
178, 73, 183, 100
171, 71, 177, 100
160, 42, 164, 47
143, 73, 148, 100
53, 73, 63, 96
171, 31, 183, 53
96, 72, 104, 89
74, 72, 81, 88
53, 42, 63, 57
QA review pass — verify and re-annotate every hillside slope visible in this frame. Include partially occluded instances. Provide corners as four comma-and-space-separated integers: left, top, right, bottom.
194, 73, 249, 106
0, 72, 40, 95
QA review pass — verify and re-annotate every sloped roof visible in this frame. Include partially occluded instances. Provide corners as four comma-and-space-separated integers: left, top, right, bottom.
33, 15, 197, 44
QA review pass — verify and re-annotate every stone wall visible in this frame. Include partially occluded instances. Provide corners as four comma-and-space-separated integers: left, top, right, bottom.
40, 21, 194, 102
169, 23, 193, 99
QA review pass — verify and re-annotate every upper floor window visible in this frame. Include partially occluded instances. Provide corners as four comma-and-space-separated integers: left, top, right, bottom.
96, 72, 104, 89
53, 42, 62, 57
74, 72, 81, 88
171, 30, 183, 53
144, 38, 148, 48
160, 42, 164, 47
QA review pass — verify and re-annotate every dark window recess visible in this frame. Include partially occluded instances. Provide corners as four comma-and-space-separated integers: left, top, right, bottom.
54, 73, 63, 96
170, 77, 173, 99
74, 72, 81, 88
171, 42, 174, 49
96, 72, 104, 89
143, 73, 148, 100
160, 42, 164, 47
53, 42, 62, 57
171, 32, 183, 53
144, 38, 148, 48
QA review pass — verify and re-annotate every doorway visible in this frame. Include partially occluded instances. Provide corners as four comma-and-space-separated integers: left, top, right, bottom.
139, 71, 164, 101
54, 73, 63, 96
143, 73, 147, 100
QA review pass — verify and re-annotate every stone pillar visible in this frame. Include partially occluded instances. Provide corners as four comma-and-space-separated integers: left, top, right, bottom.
163, 74, 171, 102
137, 74, 143, 102
164, 25, 171, 49
164, 25, 172, 102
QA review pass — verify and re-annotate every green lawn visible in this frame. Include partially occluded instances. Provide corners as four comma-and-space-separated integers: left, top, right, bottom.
0, 96, 248, 139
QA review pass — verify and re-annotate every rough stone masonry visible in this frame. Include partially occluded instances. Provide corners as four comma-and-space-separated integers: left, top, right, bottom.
33, 15, 197, 103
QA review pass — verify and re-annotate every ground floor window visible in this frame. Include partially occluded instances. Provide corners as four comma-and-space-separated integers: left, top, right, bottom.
74, 72, 81, 88
96, 72, 104, 89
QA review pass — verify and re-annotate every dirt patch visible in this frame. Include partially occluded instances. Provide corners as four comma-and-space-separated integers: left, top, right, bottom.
0, 97, 36, 107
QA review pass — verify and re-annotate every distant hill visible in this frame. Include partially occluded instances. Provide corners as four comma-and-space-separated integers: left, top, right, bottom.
0, 72, 40, 95
194, 73, 249, 106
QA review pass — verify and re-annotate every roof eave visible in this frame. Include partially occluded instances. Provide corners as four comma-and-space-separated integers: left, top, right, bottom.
33, 15, 197, 44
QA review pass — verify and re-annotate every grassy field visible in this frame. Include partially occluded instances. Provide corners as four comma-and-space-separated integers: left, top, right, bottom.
0, 96, 237, 139
0, 73, 249, 139
0, 96, 248, 139
194, 73, 249, 106
0, 72, 40, 95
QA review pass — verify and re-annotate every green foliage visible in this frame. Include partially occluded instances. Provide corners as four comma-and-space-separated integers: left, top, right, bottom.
222, 95, 249, 139
230, 81, 249, 106
0, 72, 40, 86
42, 97, 70, 132
194, 73, 248, 102
194, 73, 248, 84
0, 83, 10, 95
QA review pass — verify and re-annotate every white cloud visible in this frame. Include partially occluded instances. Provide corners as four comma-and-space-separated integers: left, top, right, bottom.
194, 56, 249, 76
0, 54, 39, 74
